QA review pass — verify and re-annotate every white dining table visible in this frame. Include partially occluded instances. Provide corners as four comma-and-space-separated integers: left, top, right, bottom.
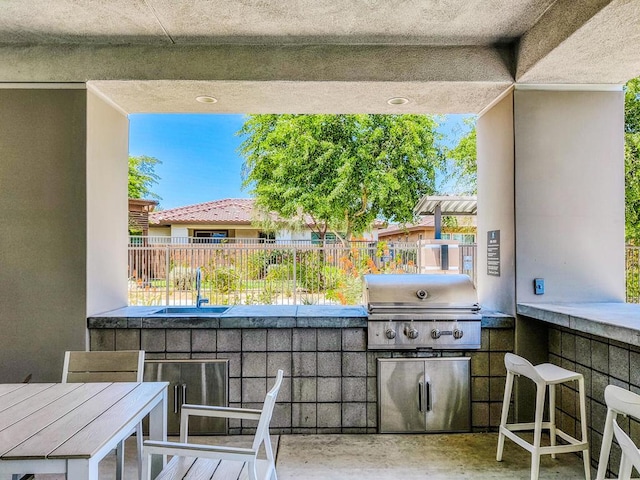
0, 381, 168, 480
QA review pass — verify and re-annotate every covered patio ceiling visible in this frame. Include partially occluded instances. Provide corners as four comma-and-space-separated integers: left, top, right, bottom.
1, 0, 639, 114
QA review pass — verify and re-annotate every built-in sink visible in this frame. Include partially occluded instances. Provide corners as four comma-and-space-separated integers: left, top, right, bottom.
153, 306, 229, 316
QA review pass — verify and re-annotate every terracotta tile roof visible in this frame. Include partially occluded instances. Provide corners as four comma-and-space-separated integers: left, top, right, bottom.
150, 197, 390, 230
149, 198, 256, 225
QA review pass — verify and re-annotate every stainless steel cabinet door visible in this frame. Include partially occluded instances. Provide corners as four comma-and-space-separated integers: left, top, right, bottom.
377, 358, 470, 433
144, 360, 228, 435
424, 358, 470, 432
145, 361, 182, 434
181, 361, 227, 434
378, 359, 426, 433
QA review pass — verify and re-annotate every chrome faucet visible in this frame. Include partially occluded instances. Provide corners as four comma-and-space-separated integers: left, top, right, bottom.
195, 267, 209, 308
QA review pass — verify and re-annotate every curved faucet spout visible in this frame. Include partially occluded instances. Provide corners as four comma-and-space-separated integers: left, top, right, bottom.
195, 267, 209, 308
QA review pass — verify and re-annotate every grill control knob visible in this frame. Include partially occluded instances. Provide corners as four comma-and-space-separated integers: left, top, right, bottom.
405, 326, 419, 339
416, 289, 428, 299
385, 328, 396, 340
453, 328, 464, 340
430, 328, 441, 339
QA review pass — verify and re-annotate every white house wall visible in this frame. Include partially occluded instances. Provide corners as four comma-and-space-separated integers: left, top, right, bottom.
148, 226, 171, 237
277, 230, 312, 241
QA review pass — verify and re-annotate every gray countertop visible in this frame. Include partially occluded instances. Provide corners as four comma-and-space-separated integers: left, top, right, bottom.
517, 302, 640, 346
88, 305, 513, 329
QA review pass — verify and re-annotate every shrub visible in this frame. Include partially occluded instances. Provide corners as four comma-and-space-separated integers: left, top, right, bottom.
326, 274, 364, 305
211, 266, 240, 293
169, 265, 196, 291
265, 263, 292, 282
247, 249, 293, 279
246, 251, 270, 279
297, 263, 344, 292
259, 283, 277, 304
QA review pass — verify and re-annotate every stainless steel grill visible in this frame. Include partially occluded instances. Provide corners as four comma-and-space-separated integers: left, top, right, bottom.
365, 274, 481, 349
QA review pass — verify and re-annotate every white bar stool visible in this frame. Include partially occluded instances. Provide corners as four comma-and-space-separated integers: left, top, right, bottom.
496, 352, 590, 480
596, 385, 640, 480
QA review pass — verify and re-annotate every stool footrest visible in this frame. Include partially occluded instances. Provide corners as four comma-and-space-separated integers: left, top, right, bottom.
504, 422, 554, 432
499, 426, 589, 456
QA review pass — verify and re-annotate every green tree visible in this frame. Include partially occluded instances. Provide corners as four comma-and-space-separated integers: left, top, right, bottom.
128, 155, 162, 200
625, 77, 640, 244
239, 114, 442, 243
444, 119, 477, 195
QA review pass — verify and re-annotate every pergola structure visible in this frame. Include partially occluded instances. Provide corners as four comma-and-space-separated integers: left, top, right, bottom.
0, 1, 638, 389
414, 195, 478, 239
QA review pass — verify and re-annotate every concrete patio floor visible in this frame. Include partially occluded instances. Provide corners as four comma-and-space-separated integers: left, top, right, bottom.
277, 433, 590, 480
34, 432, 591, 479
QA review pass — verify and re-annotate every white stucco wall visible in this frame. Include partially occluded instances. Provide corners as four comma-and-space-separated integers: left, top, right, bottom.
277, 229, 312, 241
514, 89, 625, 303
477, 91, 516, 315
148, 226, 171, 237
87, 90, 129, 315
170, 226, 189, 237
0, 87, 87, 382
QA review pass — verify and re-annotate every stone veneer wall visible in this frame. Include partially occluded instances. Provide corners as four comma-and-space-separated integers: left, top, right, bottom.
546, 324, 640, 477
89, 326, 513, 434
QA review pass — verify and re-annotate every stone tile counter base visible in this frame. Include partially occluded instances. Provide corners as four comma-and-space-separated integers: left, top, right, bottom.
90, 324, 514, 434
89, 307, 514, 433
546, 324, 640, 478
518, 302, 640, 478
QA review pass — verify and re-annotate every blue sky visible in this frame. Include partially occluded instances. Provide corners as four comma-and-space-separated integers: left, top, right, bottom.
129, 113, 474, 210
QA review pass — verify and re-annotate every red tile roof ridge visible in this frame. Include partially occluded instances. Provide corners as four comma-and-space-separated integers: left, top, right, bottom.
149, 198, 256, 225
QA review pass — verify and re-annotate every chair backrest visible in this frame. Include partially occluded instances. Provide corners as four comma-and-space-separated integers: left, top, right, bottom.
613, 420, 640, 478
62, 350, 145, 383
605, 385, 640, 419
503, 352, 542, 383
252, 369, 284, 452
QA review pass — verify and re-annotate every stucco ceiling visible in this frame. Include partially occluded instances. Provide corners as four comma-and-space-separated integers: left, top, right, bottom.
0, 0, 638, 114
0, 0, 556, 46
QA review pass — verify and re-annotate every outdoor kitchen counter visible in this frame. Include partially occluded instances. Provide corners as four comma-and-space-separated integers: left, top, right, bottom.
88, 305, 513, 329
517, 301, 640, 347
88, 306, 514, 434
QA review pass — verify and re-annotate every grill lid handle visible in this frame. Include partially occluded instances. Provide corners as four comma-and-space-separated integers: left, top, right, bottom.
416, 289, 428, 299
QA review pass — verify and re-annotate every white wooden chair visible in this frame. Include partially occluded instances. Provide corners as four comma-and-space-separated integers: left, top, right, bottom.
62, 350, 146, 480
596, 384, 640, 480
142, 369, 284, 480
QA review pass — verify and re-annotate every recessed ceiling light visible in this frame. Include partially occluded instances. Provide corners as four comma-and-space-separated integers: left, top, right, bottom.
196, 95, 218, 104
387, 97, 410, 105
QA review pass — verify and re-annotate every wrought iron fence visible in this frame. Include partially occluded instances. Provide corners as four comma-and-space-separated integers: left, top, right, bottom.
127, 238, 477, 306
627, 246, 640, 303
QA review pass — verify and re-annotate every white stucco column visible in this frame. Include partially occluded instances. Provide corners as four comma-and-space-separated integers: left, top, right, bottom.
513, 88, 625, 305
478, 88, 625, 313
477, 91, 516, 315
86, 89, 129, 316
478, 87, 625, 420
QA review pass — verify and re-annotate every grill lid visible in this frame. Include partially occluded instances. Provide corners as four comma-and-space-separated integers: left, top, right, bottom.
364, 274, 479, 312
